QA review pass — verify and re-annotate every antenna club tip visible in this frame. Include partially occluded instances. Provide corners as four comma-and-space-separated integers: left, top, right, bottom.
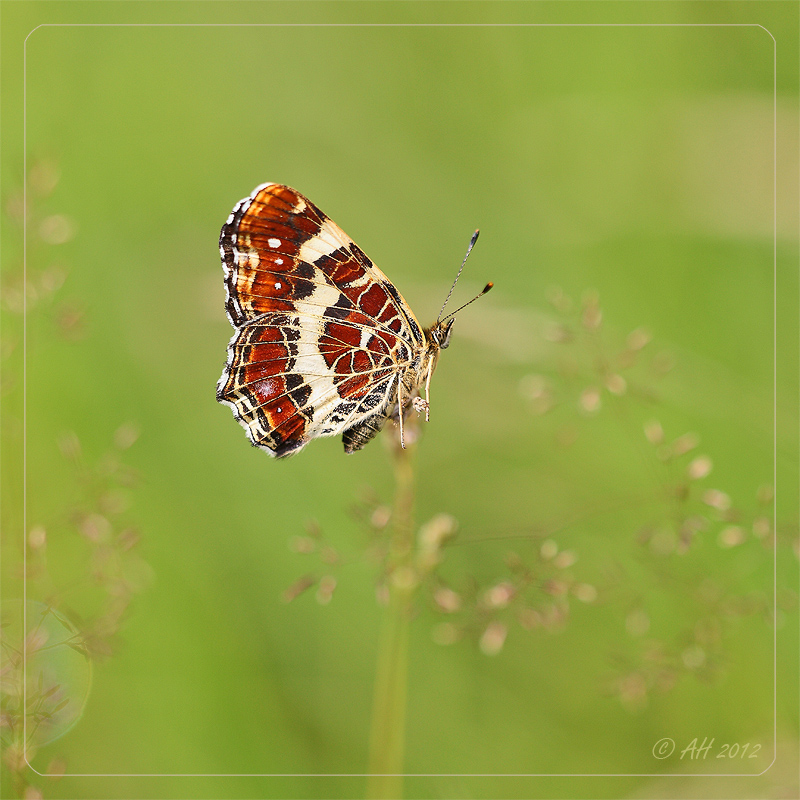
471, 229, 480, 244
483, 282, 494, 294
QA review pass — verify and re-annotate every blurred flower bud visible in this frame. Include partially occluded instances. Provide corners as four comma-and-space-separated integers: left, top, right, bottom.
752, 517, 770, 539
434, 587, 461, 613
644, 420, 664, 445
282, 575, 316, 602
687, 456, 712, 480
39, 215, 76, 245
718, 526, 745, 548
681, 645, 706, 669
672, 433, 699, 456
573, 583, 597, 603
370, 505, 391, 530
605, 374, 627, 395
28, 526, 46, 550
288, 536, 316, 554
316, 575, 337, 605
580, 387, 601, 414
757, 485, 774, 505
79, 514, 111, 543
553, 550, 577, 569
546, 285, 572, 313
484, 582, 515, 609
626, 327, 651, 350
540, 539, 558, 560
113, 423, 139, 450
419, 513, 457, 551
703, 490, 731, 511
479, 621, 507, 655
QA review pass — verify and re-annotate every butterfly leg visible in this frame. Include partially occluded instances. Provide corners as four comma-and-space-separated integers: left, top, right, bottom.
412, 396, 429, 416
397, 378, 406, 449
423, 366, 433, 421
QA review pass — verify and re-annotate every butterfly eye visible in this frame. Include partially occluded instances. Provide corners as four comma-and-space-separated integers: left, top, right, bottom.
440, 319, 455, 349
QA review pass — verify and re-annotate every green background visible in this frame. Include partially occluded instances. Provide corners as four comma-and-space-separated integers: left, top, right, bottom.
2, 1, 797, 798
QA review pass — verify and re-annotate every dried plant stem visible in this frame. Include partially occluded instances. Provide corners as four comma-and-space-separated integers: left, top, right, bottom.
366, 438, 416, 799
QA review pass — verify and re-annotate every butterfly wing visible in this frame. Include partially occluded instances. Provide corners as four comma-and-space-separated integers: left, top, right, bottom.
217, 183, 425, 457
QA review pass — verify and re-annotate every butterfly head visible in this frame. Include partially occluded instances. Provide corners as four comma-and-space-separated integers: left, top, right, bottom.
428, 318, 456, 351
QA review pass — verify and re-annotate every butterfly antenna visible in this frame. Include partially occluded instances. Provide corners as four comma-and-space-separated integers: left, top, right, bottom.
436, 229, 481, 323
440, 281, 493, 323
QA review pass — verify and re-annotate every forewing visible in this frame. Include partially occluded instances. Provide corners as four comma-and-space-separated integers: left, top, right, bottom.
220, 183, 424, 345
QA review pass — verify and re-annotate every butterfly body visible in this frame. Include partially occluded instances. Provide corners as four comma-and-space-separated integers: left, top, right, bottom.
217, 183, 462, 458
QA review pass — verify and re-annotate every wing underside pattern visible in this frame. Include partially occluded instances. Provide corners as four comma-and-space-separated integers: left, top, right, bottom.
217, 183, 425, 457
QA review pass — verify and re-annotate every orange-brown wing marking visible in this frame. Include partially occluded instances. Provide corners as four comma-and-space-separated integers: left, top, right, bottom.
221, 184, 328, 326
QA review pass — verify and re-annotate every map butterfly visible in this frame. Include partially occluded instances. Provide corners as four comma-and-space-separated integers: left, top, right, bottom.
217, 183, 491, 458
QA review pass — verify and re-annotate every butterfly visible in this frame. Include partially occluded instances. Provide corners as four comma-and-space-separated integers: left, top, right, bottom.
216, 183, 490, 458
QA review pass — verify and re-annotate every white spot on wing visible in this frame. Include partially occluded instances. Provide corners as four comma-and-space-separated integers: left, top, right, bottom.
268, 237, 281, 249
256, 378, 280, 403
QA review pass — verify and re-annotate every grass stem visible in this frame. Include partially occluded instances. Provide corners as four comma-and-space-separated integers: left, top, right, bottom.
366, 436, 416, 799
